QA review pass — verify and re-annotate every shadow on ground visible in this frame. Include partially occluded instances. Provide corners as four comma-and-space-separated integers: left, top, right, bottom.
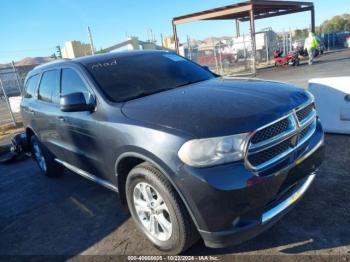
0, 134, 349, 256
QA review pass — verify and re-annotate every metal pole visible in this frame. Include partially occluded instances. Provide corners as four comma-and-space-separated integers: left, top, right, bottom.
212, 39, 219, 74
243, 33, 247, 58
265, 32, 269, 63
249, 8, 257, 76
218, 41, 223, 75
187, 35, 192, 60
11, 61, 22, 94
160, 34, 164, 48
172, 21, 180, 54
0, 79, 16, 127
311, 6, 315, 33
283, 32, 286, 54
289, 28, 293, 52
235, 19, 240, 37
87, 26, 95, 55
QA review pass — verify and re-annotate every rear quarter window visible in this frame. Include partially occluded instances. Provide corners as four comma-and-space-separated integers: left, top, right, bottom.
24, 74, 40, 98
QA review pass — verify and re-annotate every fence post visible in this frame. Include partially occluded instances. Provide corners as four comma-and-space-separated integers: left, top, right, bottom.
265, 32, 269, 64
212, 39, 219, 74
11, 61, 22, 94
0, 78, 17, 127
218, 41, 223, 75
186, 35, 192, 60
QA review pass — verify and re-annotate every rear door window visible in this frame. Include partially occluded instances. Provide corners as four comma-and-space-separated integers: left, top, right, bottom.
24, 74, 40, 98
38, 70, 60, 103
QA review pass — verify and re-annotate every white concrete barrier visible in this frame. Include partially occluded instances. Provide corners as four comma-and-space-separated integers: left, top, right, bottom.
9, 96, 22, 113
308, 77, 350, 134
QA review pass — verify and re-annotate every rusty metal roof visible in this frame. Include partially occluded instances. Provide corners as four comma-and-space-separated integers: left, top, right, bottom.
173, 0, 314, 24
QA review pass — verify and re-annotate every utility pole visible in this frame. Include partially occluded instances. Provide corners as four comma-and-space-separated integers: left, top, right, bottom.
87, 26, 95, 55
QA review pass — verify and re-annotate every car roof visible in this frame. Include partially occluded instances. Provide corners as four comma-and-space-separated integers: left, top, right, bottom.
74, 50, 169, 66
27, 50, 170, 79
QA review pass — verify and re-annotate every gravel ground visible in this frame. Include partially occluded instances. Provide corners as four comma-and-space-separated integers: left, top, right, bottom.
0, 49, 349, 260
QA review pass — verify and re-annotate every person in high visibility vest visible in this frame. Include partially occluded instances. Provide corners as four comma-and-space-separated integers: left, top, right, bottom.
304, 32, 320, 65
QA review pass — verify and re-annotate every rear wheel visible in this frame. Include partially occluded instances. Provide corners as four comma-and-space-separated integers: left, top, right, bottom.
125, 163, 198, 254
30, 136, 64, 177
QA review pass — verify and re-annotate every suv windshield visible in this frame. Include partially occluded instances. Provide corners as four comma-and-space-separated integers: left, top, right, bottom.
85, 52, 215, 102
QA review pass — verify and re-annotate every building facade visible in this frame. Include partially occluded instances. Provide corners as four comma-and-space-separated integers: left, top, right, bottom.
61, 41, 92, 59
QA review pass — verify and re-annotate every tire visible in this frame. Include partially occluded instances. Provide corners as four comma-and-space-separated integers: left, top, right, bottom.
125, 163, 198, 254
30, 136, 64, 177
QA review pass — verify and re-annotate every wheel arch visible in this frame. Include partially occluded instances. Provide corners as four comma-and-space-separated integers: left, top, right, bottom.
25, 126, 38, 143
114, 151, 200, 230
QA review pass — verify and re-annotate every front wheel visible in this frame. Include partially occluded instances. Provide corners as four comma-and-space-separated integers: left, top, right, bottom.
125, 163, 198, 254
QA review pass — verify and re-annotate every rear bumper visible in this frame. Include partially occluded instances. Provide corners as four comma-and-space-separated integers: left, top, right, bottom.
175, 120, 325, 248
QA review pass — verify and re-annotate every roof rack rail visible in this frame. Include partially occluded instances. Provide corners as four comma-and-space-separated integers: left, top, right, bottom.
34, 58, 71, 69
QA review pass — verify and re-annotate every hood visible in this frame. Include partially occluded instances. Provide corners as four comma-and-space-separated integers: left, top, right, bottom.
121, 78, 310, 138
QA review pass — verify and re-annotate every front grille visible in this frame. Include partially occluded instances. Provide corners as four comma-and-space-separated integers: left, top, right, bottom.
296, 103, 314, 122
246, 101, 316, 172
248, 138, 293, 167
251, 117, 290, 144
300, 123, 313, 140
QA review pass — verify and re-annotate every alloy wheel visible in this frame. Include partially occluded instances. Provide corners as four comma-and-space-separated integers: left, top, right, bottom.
133, 182, 172, 241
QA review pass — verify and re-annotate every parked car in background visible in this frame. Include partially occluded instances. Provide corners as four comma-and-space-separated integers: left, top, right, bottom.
21, 51, 325, 254
197, 50, 236, 67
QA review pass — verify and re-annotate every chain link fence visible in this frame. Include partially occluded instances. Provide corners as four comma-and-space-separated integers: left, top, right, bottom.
181, 30, 283, 76
181, 30, 350, 76
0, 65, 33, 129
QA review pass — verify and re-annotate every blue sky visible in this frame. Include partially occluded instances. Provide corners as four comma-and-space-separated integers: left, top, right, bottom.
0, 0, 349, 63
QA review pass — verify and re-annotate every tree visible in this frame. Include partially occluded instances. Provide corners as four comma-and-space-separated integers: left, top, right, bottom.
294, 28, 309, 39
321, 14, 350, 33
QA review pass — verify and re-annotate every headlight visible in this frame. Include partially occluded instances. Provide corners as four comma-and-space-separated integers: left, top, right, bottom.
178, 133, 250, 168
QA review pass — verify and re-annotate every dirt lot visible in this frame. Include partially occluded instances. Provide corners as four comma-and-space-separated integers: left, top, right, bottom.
0, 49, 350, 260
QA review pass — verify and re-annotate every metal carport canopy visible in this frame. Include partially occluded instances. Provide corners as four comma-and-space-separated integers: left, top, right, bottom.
172, 0, 315, 74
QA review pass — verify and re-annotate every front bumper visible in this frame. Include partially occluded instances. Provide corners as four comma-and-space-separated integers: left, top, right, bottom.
200, 172, 317, 248
175, 120, 325, 248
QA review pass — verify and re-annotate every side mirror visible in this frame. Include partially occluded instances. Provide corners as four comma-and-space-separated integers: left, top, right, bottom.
60, 92, 95, 112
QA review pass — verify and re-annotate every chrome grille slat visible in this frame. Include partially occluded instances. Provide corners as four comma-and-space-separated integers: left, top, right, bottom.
248, 138, 293, 167
296, 103, 315, 123
249, 114, 296, 153
246, 100, 317, 173
251, 117, 290, 144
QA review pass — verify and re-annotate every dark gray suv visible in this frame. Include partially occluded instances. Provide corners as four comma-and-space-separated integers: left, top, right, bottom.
21, 51, 325, 254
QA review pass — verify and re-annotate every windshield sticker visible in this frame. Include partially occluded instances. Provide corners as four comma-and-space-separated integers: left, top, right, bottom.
91, 59, 118, 70
163, 54, 186, 62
